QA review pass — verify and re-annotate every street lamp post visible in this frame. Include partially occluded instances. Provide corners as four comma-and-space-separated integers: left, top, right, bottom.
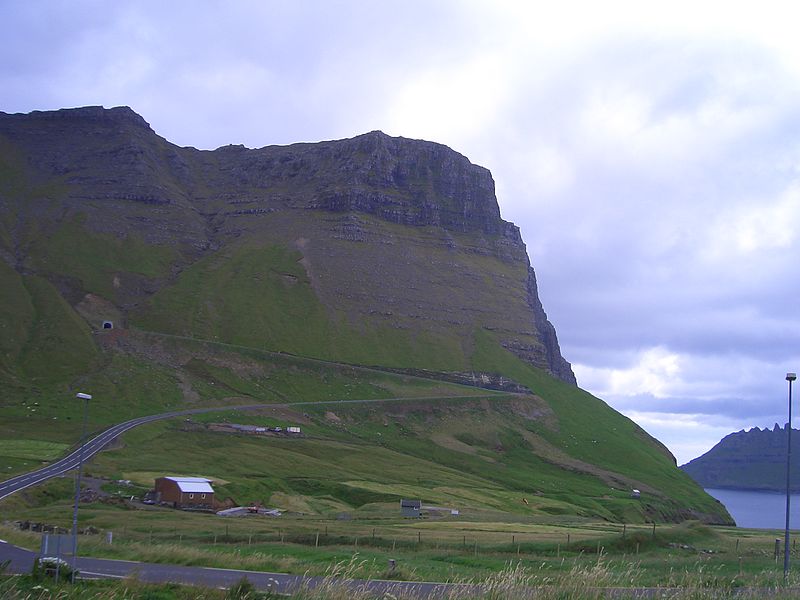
71, 392, 91, 583
785, 373, 796, 582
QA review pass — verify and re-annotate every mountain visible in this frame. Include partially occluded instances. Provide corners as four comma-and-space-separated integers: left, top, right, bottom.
681, 425, 799, 492
0, 106, 731, 524
0, 106, 574, 383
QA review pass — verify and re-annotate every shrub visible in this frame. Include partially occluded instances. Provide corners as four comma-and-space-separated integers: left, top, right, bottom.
35, 556, 78, 582
227, 575, 255, 599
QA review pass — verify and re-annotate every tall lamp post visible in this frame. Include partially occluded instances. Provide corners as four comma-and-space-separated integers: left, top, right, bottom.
71, 392, 91, 583
785, 373, 796, 582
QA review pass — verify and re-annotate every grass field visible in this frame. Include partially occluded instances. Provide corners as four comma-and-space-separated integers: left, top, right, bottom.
0, 330, 730, 525
0, 210, 732, 526
1, 388, 722, 524
0, 439, 68, 461
3, 513, 800, 597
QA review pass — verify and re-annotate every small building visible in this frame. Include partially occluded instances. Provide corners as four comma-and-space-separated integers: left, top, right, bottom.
154, 477, 215, 509
631, 489, 641, 499
400, 498, 421, 518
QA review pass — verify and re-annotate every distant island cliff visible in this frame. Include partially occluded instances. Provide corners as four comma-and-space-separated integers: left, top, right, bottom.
681, 425, 800, 492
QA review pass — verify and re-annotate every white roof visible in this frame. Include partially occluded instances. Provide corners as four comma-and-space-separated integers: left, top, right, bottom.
165, 477, 214, 493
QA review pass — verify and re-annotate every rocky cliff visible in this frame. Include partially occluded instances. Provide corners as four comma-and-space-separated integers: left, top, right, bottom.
0, 106, 742, 526
681, 425, 800, 491
0, 105, 574, 383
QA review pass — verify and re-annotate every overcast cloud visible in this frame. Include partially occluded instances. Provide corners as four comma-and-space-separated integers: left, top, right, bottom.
3, 0, 799, 464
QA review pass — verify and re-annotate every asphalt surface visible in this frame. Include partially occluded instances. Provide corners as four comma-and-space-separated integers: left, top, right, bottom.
0, 404, 272, 502
0, 538, 475, 597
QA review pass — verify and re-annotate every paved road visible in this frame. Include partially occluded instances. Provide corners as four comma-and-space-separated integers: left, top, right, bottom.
0, 394, 505, 501
0, 404, 276, 501
7, 539, 800, 599
0, 538, 474, 598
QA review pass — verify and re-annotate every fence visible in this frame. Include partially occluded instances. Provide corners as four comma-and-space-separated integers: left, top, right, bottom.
95, 522, 673, 558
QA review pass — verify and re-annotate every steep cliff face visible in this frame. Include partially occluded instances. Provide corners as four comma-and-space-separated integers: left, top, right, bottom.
0, 105, 575, 383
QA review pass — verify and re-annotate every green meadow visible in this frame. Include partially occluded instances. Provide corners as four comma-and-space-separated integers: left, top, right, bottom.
0, 212, 741, 596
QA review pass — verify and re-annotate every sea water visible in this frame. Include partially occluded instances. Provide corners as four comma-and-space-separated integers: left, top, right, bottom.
705, 488, 800, 529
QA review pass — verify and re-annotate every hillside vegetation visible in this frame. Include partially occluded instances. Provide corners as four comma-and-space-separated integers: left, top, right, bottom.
0, 106, 731, 525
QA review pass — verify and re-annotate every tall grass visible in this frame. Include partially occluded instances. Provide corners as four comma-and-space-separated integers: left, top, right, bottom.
4, 558, 800, 599
261, 556, 800, 600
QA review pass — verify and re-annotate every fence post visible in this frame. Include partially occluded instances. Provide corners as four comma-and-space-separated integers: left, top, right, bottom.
315, 532, 319, 547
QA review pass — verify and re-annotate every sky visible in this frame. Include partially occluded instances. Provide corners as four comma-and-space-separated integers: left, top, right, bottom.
2, 0, 800, 464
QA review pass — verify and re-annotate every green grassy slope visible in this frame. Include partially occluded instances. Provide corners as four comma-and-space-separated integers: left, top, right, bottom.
132, 243, 337, 357
57, 386, 723, 523
131, 236, 474, 371
0, 213, 731, 523
470, 330, 724, 521
0, 320, 729, 523
0, 261, 99, 386
24, 215, 177, 302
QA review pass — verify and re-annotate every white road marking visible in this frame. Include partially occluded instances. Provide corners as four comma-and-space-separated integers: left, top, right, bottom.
79, 571, 127, 579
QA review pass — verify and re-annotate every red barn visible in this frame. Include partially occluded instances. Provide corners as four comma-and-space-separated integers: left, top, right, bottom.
154, 476, 215, 509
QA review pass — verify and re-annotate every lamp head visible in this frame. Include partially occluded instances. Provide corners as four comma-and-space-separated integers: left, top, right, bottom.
76, 392, 92, 400
788, 373, 797, 382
